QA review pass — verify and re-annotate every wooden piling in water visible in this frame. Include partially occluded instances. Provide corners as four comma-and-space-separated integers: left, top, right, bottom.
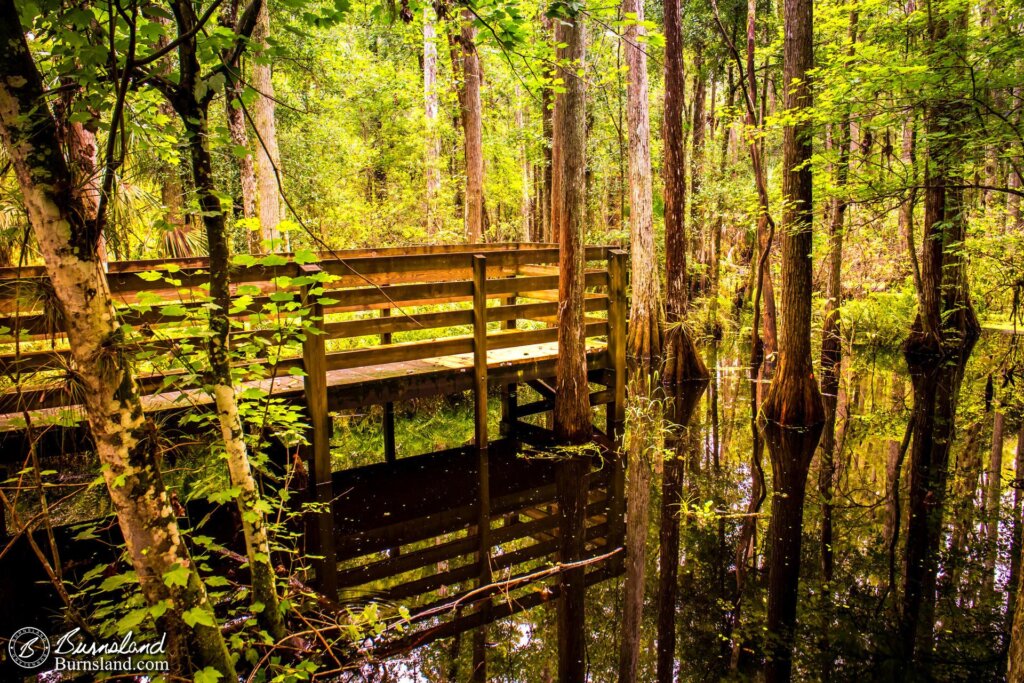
300, 264, 338, 596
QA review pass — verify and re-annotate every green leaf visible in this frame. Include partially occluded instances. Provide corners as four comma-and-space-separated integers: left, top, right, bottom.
160, 304, 189, 318
194, 666, 223, 683
162, 562, 191, 588
259, 254, 290, 267
183, 606, 216, 629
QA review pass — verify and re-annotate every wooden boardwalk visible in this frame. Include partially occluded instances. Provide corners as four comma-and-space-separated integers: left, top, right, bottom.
0, 242, 629, 654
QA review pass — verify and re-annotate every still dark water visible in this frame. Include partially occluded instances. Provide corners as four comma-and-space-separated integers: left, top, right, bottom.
334, 331, 1021, 682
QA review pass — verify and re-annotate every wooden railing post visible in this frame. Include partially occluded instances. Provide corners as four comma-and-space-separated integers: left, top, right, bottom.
607, 250, 627, 438
500, 276, 517, 436
471, 254, 491, 681
300, 263, 337, 596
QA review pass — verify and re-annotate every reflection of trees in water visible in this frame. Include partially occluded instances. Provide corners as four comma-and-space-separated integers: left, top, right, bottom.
366, 334, 1018, 682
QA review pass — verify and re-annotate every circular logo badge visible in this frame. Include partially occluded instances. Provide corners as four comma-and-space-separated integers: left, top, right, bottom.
8, 627, 50, 669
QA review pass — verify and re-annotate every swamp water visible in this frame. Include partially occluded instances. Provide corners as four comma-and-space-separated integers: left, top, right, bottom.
333, 331, 1021, 682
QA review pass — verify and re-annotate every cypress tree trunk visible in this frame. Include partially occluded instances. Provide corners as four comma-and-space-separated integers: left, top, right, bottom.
252, 0, 282, 248
460, 10, 485, 242
552, 10, 590, 443
899, 5, 980, 671
759, 0, 824, 678
0, 4, 233, 675
622, 0, 662, 367
662, 0, 708, 384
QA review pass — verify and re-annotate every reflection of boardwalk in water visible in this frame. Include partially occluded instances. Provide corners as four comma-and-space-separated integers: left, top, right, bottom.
327, 438, 625, 659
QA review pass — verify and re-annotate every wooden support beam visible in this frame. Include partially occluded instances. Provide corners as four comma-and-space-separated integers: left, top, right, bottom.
381, 304, 396, 464
500, 281, 517, 437
300, 264, 337, 595
607, 249, 627, 439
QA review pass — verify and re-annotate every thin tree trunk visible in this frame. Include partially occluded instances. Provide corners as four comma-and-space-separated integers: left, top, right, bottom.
252, 0, 282, 248
224, 0, 259, 253
0, 7, 233, 675
516, 87, 532, 241
819, 10, 858, 604
166, 0, 285, 642
552, 9, 590, 443
424, 4, 441, 236
689, 45, 707, 297
460, 10, 485, 242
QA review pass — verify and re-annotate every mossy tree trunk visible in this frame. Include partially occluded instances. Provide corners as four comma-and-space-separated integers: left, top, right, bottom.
162, 0, 285, 642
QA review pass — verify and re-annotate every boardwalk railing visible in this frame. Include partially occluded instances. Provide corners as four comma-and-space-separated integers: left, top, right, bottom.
0, 241, 626, 455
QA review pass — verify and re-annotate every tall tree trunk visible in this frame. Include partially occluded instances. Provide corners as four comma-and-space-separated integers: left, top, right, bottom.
460, 10, 485, 242
663, 0, 708, 384
0, 5, 233, 675
621, 0, 662, 367
899, 5, 980, 671
540, 15, 554, 243
552, 9, 590, 443
252, 0, 282, 249
224, 0, 259, 253
424, 4, 441, 236
167, 0, 285, 642
689, 45, 707, 297
759, 0, 824, 678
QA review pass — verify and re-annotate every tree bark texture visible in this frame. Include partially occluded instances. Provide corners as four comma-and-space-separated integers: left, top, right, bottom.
759, 0, 823, 677
662, 0, 708, 384
552, 12, 591, 444
622, 0, 662, 367
252, 0, 282, 248
460, 10, 485, 242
